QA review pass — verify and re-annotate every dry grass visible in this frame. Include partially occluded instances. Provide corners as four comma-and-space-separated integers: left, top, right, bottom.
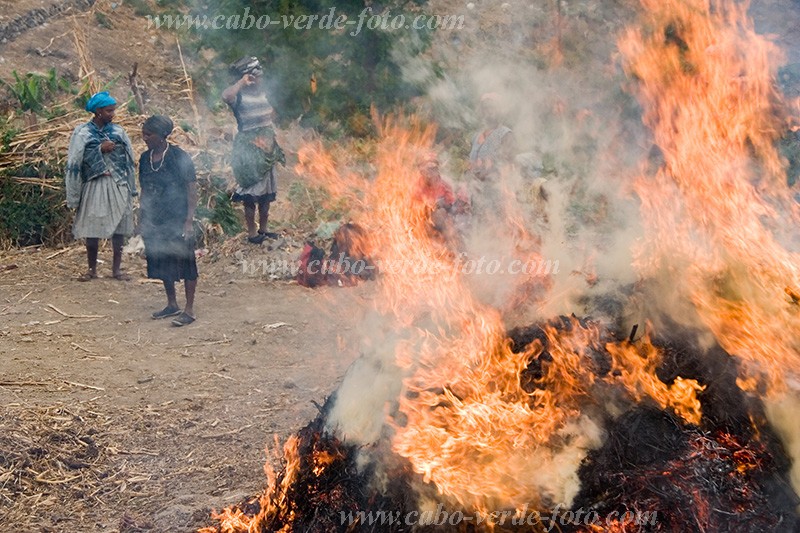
0, 402, 156, 532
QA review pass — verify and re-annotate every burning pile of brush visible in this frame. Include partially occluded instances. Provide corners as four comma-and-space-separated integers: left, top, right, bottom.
201, 317, 798, 532
201, 0, 800, 531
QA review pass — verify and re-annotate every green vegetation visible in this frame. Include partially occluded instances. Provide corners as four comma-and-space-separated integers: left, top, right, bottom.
196, 180, 243, 236
182, 0, 431, 136
1, 69, 72, 112
95, 11, 114, 29
286, 181, 352, 227
0, 69, 77, 247
0, 179, 69, 247
123, 0, 155, 17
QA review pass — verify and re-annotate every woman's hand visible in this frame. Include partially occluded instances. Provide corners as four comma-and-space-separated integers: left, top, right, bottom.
252, 136, 270, 150
100, 140, 116, 153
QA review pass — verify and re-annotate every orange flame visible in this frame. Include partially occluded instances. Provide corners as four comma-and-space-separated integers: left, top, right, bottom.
620, 0, 800, 393
606, 334, 705, 425
293, 116, 704, 513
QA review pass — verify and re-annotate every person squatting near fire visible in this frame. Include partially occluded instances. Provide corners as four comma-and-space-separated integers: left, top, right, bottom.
468, 92, 516, 216
222, 56, 286, 245
65, 91, 137, 282
139, 115, 199, 327
415, 152, 469, 248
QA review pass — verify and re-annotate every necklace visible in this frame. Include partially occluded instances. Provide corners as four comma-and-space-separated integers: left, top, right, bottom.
150, 143, 169, 172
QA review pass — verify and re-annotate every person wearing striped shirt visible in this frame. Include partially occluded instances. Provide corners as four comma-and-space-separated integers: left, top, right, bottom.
222, 56, 285, 245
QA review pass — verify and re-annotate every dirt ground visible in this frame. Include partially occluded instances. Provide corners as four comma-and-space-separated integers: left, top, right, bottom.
3, 1, 800, 532
0, 244, 372, 532
0, 0, 187, 103
0, 4, 360, 528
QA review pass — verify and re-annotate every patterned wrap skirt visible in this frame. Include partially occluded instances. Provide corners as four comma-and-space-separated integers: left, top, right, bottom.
72, 174, 134, 239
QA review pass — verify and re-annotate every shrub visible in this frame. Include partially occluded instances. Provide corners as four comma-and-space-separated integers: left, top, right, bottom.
0, 180, 69, 247
1, 69, 72, 112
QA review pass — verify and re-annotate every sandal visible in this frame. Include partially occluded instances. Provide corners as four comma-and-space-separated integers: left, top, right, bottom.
247, 234, 267, 244
112, 272, 132, 281
152, 306, 181, 319
259, 231, 280, 239
76, 271, 97, 282
171, 312, 196, 327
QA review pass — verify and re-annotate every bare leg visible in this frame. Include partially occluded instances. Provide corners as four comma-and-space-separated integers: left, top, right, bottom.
244, 199, 257, 238
111, 234, 125, 277
257, 199, 271, 234
152, 279, 181, 318
184, 279, 197, 317
81, 238, 99, 280
163, 280, 178, 309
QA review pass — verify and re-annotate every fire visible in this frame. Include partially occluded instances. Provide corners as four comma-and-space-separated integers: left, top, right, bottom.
294, 116, 705, 515
202, 1, 800, 529
619, 0, 800, 392
606, 334, 705, 425
203, 436, 301, 533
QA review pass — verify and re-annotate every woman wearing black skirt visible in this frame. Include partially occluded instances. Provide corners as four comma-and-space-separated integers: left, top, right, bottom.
139, 115, 198, 326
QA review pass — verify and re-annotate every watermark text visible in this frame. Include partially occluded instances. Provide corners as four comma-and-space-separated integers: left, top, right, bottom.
340, 503, 658, 531
240, 253, 559, 278
146, 7, 464, 36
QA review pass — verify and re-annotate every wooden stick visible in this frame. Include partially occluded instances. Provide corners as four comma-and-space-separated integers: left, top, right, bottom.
63, 380, 105, 391
116, 449, 160, 457
70, 342, 98, 355
0, 290, 33, 315
0, 381, 48, 387
46, 304, 105, 319
34, 472, 81, 485
200, 424, 253, 439
9, 177, 62, 190
182, 338, 231, 348
128, 62, 146, 114
46, 247, 72, 259
628, 324, 639, 343
176, 37, 205, 147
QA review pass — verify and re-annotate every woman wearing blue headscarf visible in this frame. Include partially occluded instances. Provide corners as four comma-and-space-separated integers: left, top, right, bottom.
65, 91, 137, 281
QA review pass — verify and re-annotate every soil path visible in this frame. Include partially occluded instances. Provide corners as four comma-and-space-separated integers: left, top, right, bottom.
0, 247, 369, 532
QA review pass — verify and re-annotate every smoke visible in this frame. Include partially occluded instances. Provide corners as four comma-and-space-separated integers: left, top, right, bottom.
317, 0, 652, 513
765, 391, 800, 501
320, 0, 800, 518
325, 313, 406, 444
415, 25, 651, 332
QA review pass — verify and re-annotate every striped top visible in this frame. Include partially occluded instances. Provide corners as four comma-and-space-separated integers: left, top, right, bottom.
231, 90, 274, 133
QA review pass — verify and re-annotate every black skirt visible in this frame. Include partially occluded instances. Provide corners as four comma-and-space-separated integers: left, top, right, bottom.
144, 234, 198, 282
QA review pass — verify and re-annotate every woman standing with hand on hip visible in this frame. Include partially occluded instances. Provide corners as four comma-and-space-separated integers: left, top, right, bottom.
222, 56, 285, 245
139, 115, 199, 327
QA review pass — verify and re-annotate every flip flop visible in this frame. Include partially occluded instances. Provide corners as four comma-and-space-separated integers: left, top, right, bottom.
247, 234, 267, 244
76, 271, 97, 282
171, 312, 196, 327
259, 231, 280, 239
152, 306, 181, 319
112, 272, 132, 281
